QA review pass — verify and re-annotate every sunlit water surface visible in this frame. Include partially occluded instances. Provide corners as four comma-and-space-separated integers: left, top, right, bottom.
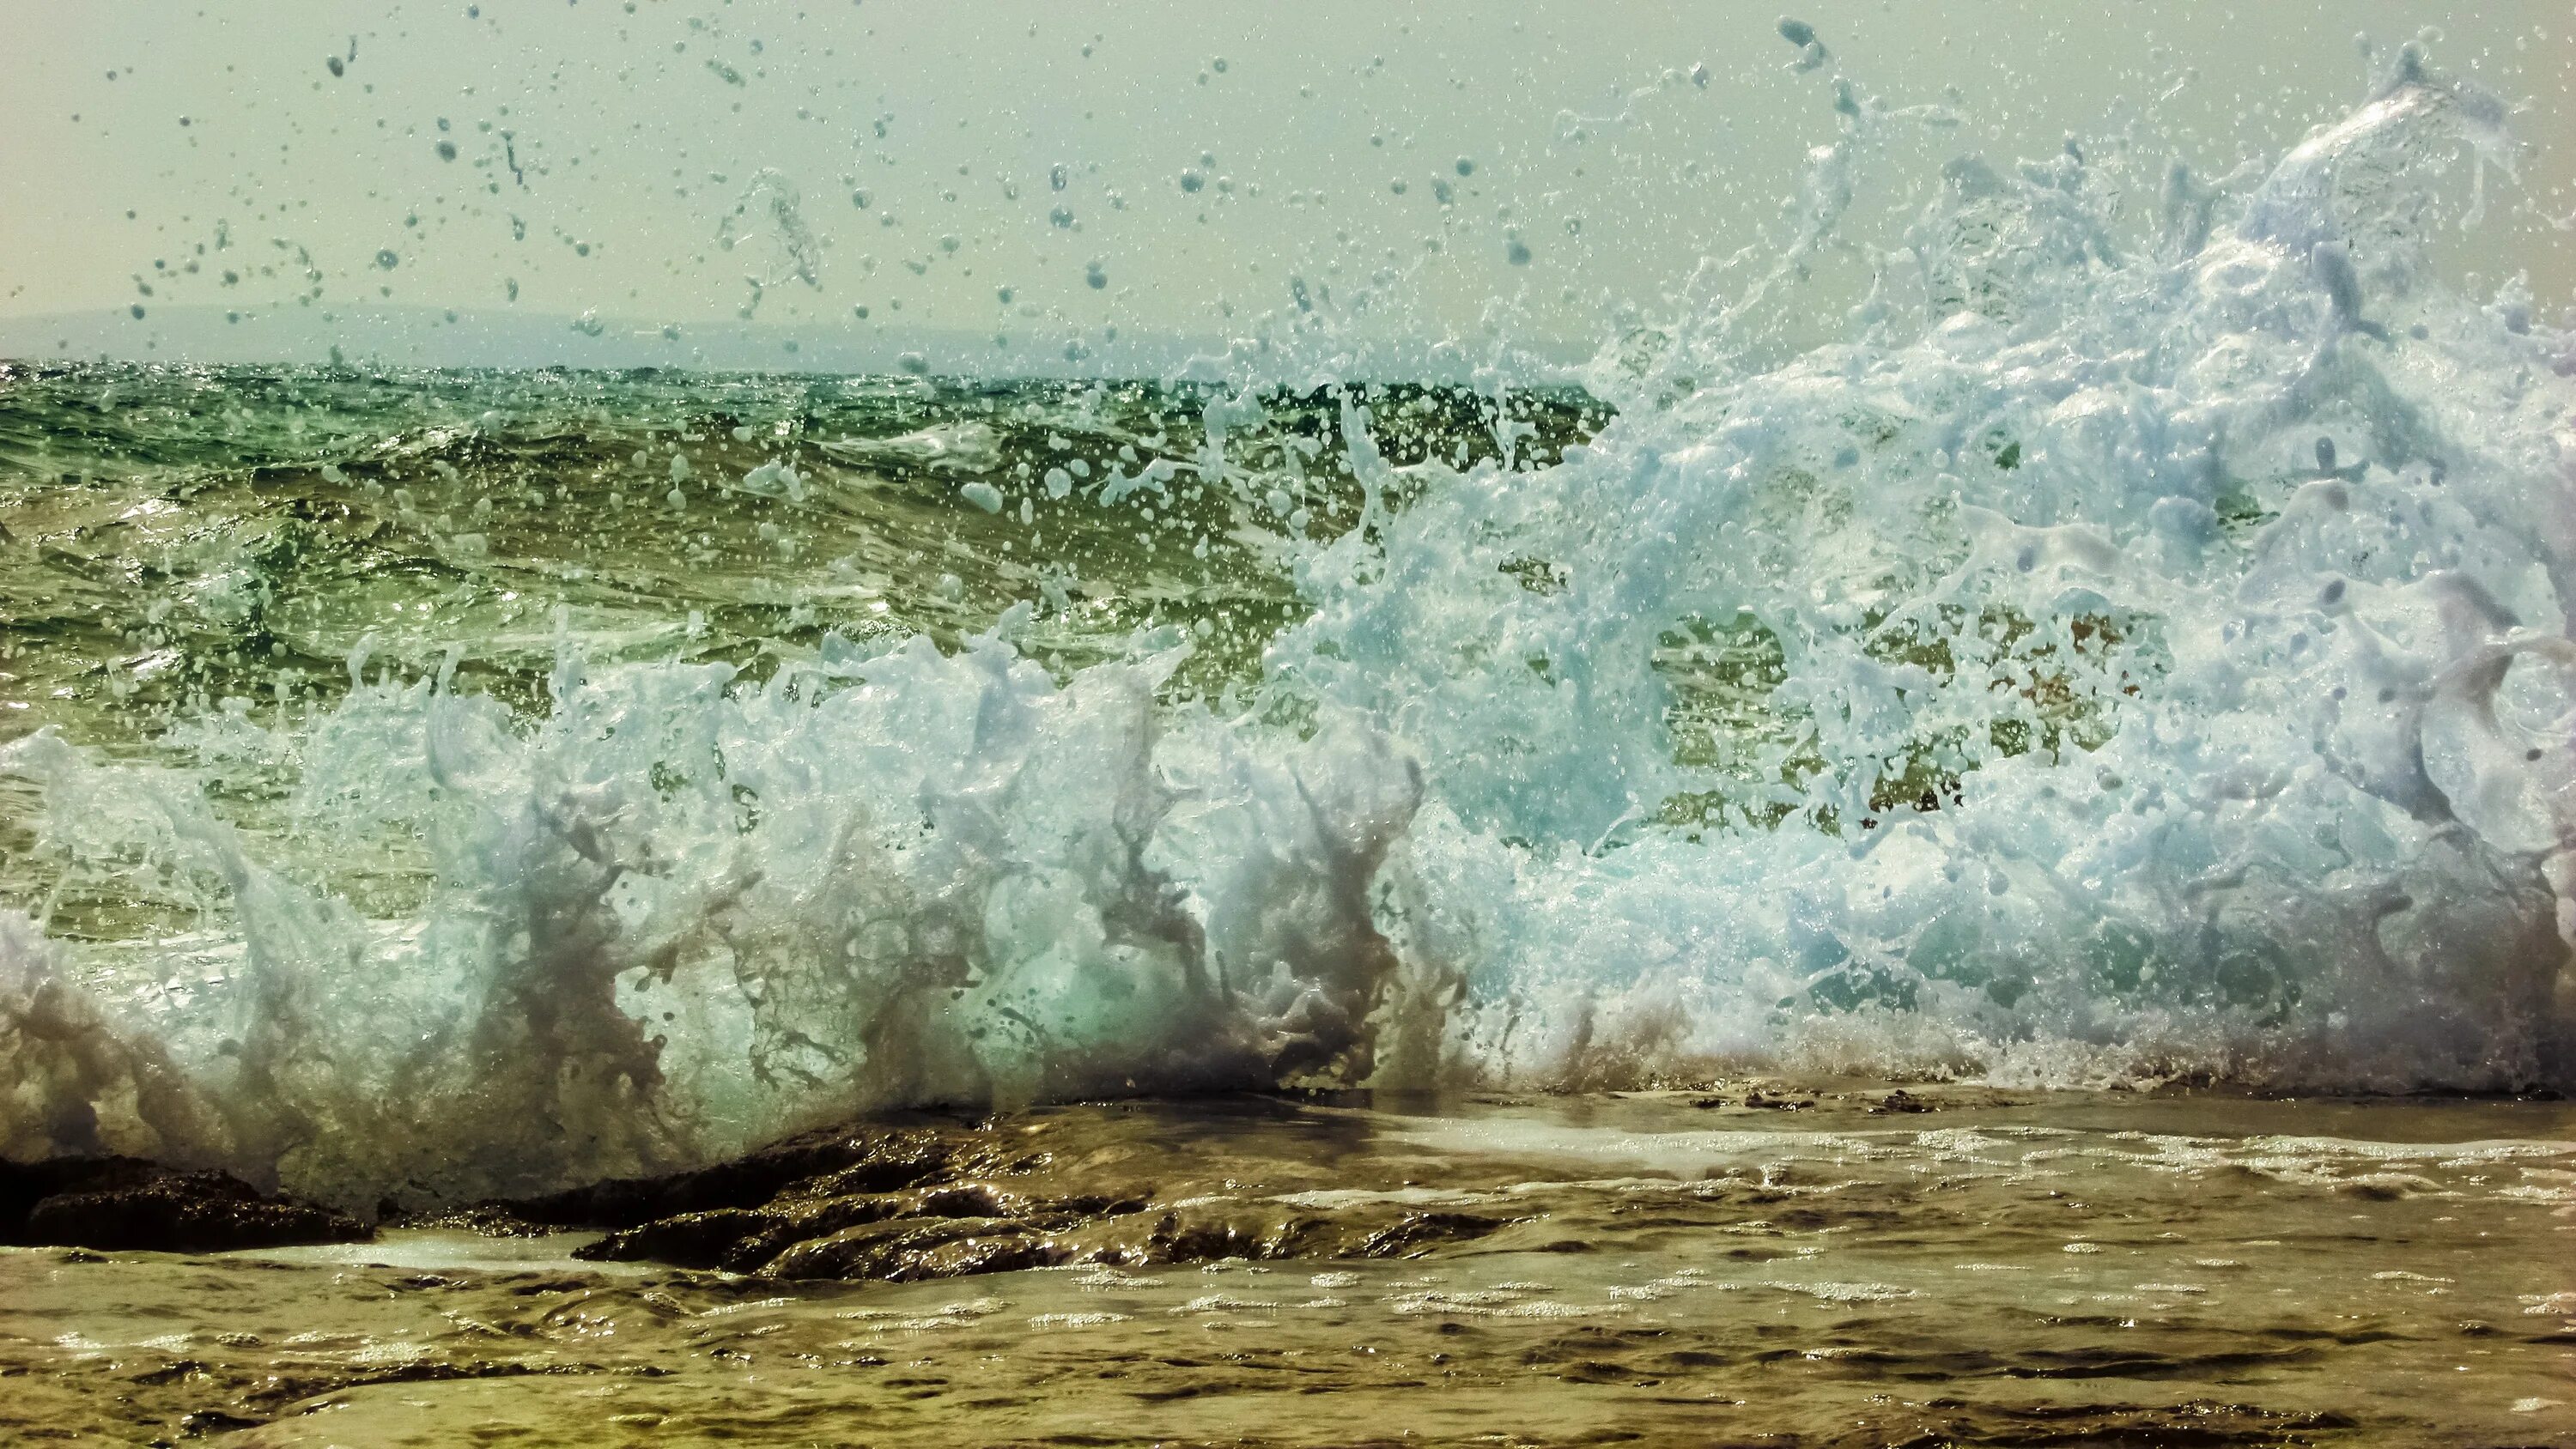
3, 1090, 2572, 1448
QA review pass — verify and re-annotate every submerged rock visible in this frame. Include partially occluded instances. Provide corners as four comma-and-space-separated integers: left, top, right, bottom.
495, 1123, 994, 1231
0, 1156, 370, 1253
471, 1100, 1534, 1282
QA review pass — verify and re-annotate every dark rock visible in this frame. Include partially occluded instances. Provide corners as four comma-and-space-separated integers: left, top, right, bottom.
766, 1217, 1045, 1282
390, 1203, 556, 1237
1143, 1214, 1298, 1264
499, 1125, 966, 1230
0, 1155, 165, 1231
1358, 1210, 1509, 1258
574, 1179, 1136, 1275
902, 1229, 1051, 1280
518, 1105, 1516, 1282
478, 1100, 1628, 1284
577, 1206, 798, 1270
0, 1156, 370, 1254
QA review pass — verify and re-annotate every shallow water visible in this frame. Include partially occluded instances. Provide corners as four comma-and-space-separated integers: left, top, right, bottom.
5, 1089, 2572, 1447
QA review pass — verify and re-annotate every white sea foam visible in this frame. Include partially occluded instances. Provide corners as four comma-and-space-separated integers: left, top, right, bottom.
1, 621, 1417, 1198
3, 51, 2571, 1203
1289, 55, 2571, 1098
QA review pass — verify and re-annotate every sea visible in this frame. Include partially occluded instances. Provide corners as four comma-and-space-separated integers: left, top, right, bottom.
3, 43, 2573, 1449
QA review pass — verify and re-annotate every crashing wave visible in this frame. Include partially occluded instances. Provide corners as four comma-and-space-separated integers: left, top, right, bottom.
3, 50, 2571, 1204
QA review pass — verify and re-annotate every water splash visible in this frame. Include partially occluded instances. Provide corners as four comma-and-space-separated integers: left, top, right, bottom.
3, 51, 2571, 1204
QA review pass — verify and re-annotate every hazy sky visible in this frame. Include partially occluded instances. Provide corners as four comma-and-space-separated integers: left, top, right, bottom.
3, 1, 2568, 361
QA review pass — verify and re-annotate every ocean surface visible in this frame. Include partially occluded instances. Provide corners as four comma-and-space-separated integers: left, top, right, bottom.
5, 21, 2576, 1446
3, 50, 2574, 1212
5, 1089, 2573, 1446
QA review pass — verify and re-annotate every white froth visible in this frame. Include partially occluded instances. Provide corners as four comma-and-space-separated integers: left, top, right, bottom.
3, 57, 2572, 1203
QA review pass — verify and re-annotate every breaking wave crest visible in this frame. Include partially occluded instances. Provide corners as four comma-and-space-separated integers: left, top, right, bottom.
6, 48, 2574, 1204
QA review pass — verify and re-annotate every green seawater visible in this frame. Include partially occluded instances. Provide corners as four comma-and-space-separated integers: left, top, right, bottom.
0, 362, 1601, 938
0, 363, 1607, 746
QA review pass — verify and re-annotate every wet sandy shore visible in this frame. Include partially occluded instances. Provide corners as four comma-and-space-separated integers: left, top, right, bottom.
5, 1085, 2573, 1447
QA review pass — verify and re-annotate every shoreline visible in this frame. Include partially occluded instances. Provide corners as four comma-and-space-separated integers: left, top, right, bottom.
10, 1078, 2572, 1259
8, 1086, 2574, 1446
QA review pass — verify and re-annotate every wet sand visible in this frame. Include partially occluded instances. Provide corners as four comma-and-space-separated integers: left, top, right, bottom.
5, 1085, 2573, 1447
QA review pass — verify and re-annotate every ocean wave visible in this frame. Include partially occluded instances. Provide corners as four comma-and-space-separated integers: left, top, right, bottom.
4, 48, 2573, 1204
